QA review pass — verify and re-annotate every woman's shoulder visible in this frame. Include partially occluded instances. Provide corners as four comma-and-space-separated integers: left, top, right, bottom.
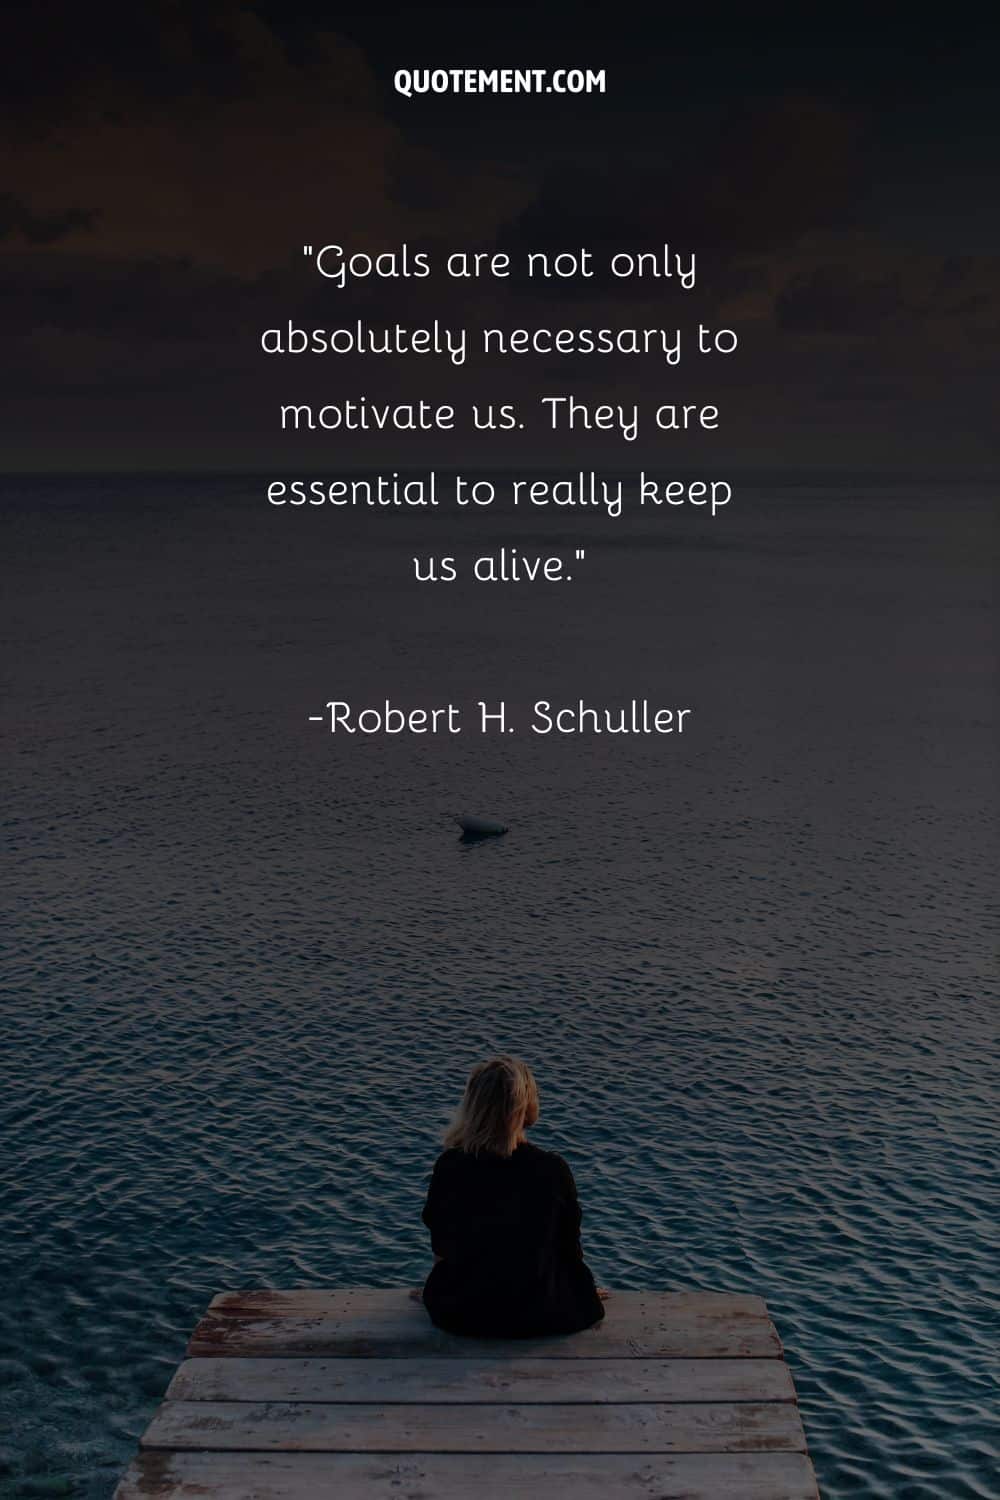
518, 1142, 575, 1179
431, 1147, 464, 1171
429, 1146, 480, 1178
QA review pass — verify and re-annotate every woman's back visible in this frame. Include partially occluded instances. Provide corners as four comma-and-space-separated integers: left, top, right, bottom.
421, 1130, 604, 1337
425, 1141, 576, 1277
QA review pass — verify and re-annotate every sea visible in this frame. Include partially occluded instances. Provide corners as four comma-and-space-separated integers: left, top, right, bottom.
1, 473, 997, 1497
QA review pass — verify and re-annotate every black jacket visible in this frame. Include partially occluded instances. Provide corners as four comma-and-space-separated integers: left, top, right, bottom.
421, 1141, 605, 1337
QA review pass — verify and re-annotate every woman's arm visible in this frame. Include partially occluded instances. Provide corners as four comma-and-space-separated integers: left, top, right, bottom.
421, 1155, 452, 1258
554, 1155, 609, 1297
553, 1154, 586, 1260
411, 1159, 449, 1300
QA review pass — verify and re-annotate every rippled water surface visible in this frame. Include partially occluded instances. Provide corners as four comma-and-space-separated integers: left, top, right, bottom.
2, 477, 997, 1497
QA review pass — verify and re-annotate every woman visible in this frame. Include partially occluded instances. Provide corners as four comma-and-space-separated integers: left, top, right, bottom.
420, 1056, 606, 1337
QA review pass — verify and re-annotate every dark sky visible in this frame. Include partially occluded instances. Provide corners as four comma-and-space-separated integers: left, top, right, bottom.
2, 2, 998, 470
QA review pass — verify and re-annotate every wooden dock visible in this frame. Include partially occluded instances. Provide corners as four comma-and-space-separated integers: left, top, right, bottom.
114, 1288, 820, 1498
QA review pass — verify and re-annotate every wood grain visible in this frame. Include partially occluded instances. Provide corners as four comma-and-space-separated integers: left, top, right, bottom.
142, 1398, 807, 1454
207, 1289, 769, 1318
116, 1450, 821, 1499
167, 1354, 796, 1404
189, 1290, 780, 1359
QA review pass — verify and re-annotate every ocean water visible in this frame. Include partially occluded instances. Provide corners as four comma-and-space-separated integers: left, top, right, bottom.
1, 475, 997, 1498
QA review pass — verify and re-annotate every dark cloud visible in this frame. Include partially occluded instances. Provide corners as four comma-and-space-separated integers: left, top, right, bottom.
0, 252, 261, 340
2, 7, 997, 469
774, 251, 1000, 350
777, 267, 905, 334
500, 94, 864, 283
0, 193, 94, 245
0, 3, 526, 278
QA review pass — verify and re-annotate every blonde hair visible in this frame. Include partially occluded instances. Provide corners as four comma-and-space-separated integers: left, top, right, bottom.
443, 1056, 540, 1157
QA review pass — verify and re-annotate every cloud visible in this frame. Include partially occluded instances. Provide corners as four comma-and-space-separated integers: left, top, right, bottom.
0, 3, 528, 276
0, 193, 95, 245
500, 93, 864, 286
0, 0, 535, 421
772, 248, 1000, 348
4, 15, 996, 470
777, 267, 906, 333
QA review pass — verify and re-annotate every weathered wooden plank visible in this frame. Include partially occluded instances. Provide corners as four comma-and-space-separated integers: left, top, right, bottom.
141, 1399, 807, 1454
189, 1291, 780, 1359
187, 1314, 779, 1359
115, 1450, 821, 1499
207, 1290, 769, 1319
167, 1354, 796, 1405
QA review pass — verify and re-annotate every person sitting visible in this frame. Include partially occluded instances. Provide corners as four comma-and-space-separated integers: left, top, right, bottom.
419, 1055, 606, 1338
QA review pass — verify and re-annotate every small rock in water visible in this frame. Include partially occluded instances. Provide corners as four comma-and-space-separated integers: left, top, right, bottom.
455, 814, 508, 837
